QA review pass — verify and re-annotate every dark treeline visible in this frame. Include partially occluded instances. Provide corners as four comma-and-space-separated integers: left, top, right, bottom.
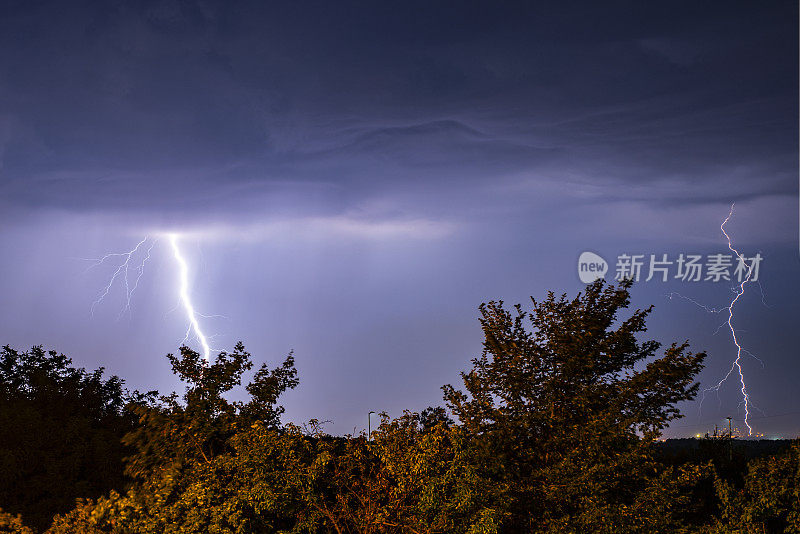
0, 280, 798, 533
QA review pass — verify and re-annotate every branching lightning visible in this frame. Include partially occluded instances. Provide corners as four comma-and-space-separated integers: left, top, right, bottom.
667, 203, 760, 436
84, 233, 218, 363
86, 236, 155, 318
707, 205, 757, 435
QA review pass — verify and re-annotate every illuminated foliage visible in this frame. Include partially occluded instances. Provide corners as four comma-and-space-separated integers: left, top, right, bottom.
0, 508, 35, 534
442, 279, 708, 531
3, 282, 797, 533
711, 440, 800, 533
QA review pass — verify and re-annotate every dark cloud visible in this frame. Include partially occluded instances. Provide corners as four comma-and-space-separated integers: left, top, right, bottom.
0, 0, 795, 220
0, 1, 797, 435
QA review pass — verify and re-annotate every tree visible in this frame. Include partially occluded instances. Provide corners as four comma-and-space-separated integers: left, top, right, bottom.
368, 412, 501, 533
46, 343, 502, 534
0, 509, 34, 534
0, 346, 134, 532
120, 342, 298, 480
49, 343, 301, 533
712, 440, 800, 533
284, 412, 500, 534
419, 406, 454, 433
43, 281, 728, 532
442, 279, 707, 532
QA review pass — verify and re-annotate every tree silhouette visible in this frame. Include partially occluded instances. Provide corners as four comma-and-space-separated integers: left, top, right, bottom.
28, 282, 800, 533
0, 346, 134, 532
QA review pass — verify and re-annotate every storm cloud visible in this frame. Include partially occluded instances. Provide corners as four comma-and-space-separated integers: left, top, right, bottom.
0, 1, 797, 436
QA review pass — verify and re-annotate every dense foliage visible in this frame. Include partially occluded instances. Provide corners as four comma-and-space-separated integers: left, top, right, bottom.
0, 346, 137, 531
442, 280, 707, 531
1, 280, 797, 533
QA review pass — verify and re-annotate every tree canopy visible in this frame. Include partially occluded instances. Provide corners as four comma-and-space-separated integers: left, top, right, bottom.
2, 280, 797, 533
442, 278, 707, 531
0, 346, 134, 532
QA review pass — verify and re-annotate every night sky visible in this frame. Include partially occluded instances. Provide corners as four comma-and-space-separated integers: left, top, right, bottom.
0, 1, 797, 437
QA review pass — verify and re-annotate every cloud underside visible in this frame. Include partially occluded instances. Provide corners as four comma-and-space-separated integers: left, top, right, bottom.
0, 1, 793, 226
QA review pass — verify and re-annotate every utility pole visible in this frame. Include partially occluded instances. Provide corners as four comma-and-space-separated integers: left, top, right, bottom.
368, 411, 375, 441
727, 417, 733, 461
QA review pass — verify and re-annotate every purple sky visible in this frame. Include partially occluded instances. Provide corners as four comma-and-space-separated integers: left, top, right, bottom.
0, 1, 797, 437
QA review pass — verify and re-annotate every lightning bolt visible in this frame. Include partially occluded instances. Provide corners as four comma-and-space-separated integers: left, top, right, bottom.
168, 233, 211, 362
704, 204, 757, 435
667, 204, 760, 436
84, 233, 219, 363
85, 236, 155, 318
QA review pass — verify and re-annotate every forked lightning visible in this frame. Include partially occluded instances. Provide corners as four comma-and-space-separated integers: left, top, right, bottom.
668, 204, 760, 435
84, 233, 215, 362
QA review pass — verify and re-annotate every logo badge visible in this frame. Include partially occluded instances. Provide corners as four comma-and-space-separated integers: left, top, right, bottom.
578, 251, 608, 283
